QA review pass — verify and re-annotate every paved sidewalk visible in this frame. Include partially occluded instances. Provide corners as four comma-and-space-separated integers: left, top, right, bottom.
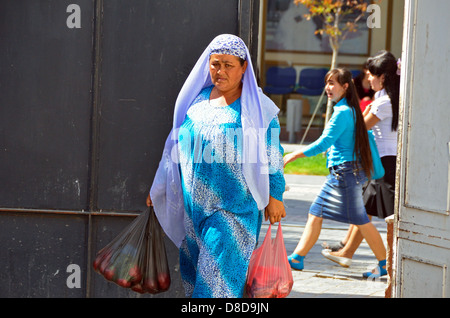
258, 167, 388, 298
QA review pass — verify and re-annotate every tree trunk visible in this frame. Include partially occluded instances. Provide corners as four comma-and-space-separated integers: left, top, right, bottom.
324, 48, 338, 125
324, 11, 341, 126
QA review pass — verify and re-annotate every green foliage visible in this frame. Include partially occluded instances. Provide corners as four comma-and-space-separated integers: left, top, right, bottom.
293, 0, 379, 123
293, 0, 370, 51
283, 153, 329, 176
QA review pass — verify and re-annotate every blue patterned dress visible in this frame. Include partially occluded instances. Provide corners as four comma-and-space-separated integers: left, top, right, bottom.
178, 86, 285, 298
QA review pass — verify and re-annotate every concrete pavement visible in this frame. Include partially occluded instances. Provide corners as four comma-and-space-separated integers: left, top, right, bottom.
258, 146, 388, 298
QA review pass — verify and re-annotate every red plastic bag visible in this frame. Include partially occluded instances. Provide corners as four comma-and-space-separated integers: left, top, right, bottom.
93, 206, 171, 294
245, 223, 293, 298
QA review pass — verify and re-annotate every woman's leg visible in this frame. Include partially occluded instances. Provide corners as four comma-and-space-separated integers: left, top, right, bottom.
293, 214, 323, 257
356, 222, 386, 261
323, 225, 352, 251
357, 222, 387, 277
341, 225, 354, 246
330, 224, 364, 259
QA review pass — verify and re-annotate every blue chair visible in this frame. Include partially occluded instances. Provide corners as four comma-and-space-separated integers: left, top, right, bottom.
295, 68, 329, 96
351, 69, 362, 78
264, 66, 297, 95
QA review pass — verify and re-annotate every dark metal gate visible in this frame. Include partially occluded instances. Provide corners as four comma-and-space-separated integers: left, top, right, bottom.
0, 0, 260, 297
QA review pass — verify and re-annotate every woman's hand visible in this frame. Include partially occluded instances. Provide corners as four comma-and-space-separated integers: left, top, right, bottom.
146, 194, 153, 207
264, 196, 286, 224
283, 151, 305, 167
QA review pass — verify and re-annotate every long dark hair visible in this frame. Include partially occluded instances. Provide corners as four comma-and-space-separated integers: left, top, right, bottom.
366, 50, 400, 131
325, 68, 373, 177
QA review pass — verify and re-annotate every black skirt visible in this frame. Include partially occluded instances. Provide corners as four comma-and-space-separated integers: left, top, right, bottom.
363, 156, 397, 219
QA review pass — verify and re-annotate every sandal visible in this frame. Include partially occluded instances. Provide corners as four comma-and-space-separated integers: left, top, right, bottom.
288, 253, 304, 271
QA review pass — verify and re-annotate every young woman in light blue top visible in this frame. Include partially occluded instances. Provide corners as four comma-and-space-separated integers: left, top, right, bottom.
283, 68, 387, 278
321, 52, 400, 278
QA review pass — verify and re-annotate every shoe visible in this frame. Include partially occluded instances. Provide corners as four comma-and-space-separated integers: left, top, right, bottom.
321, 249, 352, 268
363, 260, 387, 279
288, 253, 304, 271
322, 241, 345, 252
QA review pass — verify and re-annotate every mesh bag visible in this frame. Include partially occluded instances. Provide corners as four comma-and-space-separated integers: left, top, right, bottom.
93, 206, 171, 294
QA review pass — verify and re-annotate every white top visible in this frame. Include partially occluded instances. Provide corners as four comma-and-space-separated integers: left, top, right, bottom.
370, 89, 398, 157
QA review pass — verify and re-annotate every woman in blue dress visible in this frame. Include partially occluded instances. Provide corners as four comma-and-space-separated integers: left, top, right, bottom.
283, 68, 387, 278
148, 34, 286, 298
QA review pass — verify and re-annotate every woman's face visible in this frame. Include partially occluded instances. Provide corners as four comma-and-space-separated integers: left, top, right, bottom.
368, 72, 385, 92
325, 74, 348, 103
209, 54, 247, 93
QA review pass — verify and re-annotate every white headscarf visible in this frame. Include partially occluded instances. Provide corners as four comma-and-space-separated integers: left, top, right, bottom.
150, 34, 279, 248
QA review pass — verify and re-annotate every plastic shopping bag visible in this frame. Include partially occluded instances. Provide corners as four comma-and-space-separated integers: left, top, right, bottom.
93, 206, 171, 294
245, 223, 293, 298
